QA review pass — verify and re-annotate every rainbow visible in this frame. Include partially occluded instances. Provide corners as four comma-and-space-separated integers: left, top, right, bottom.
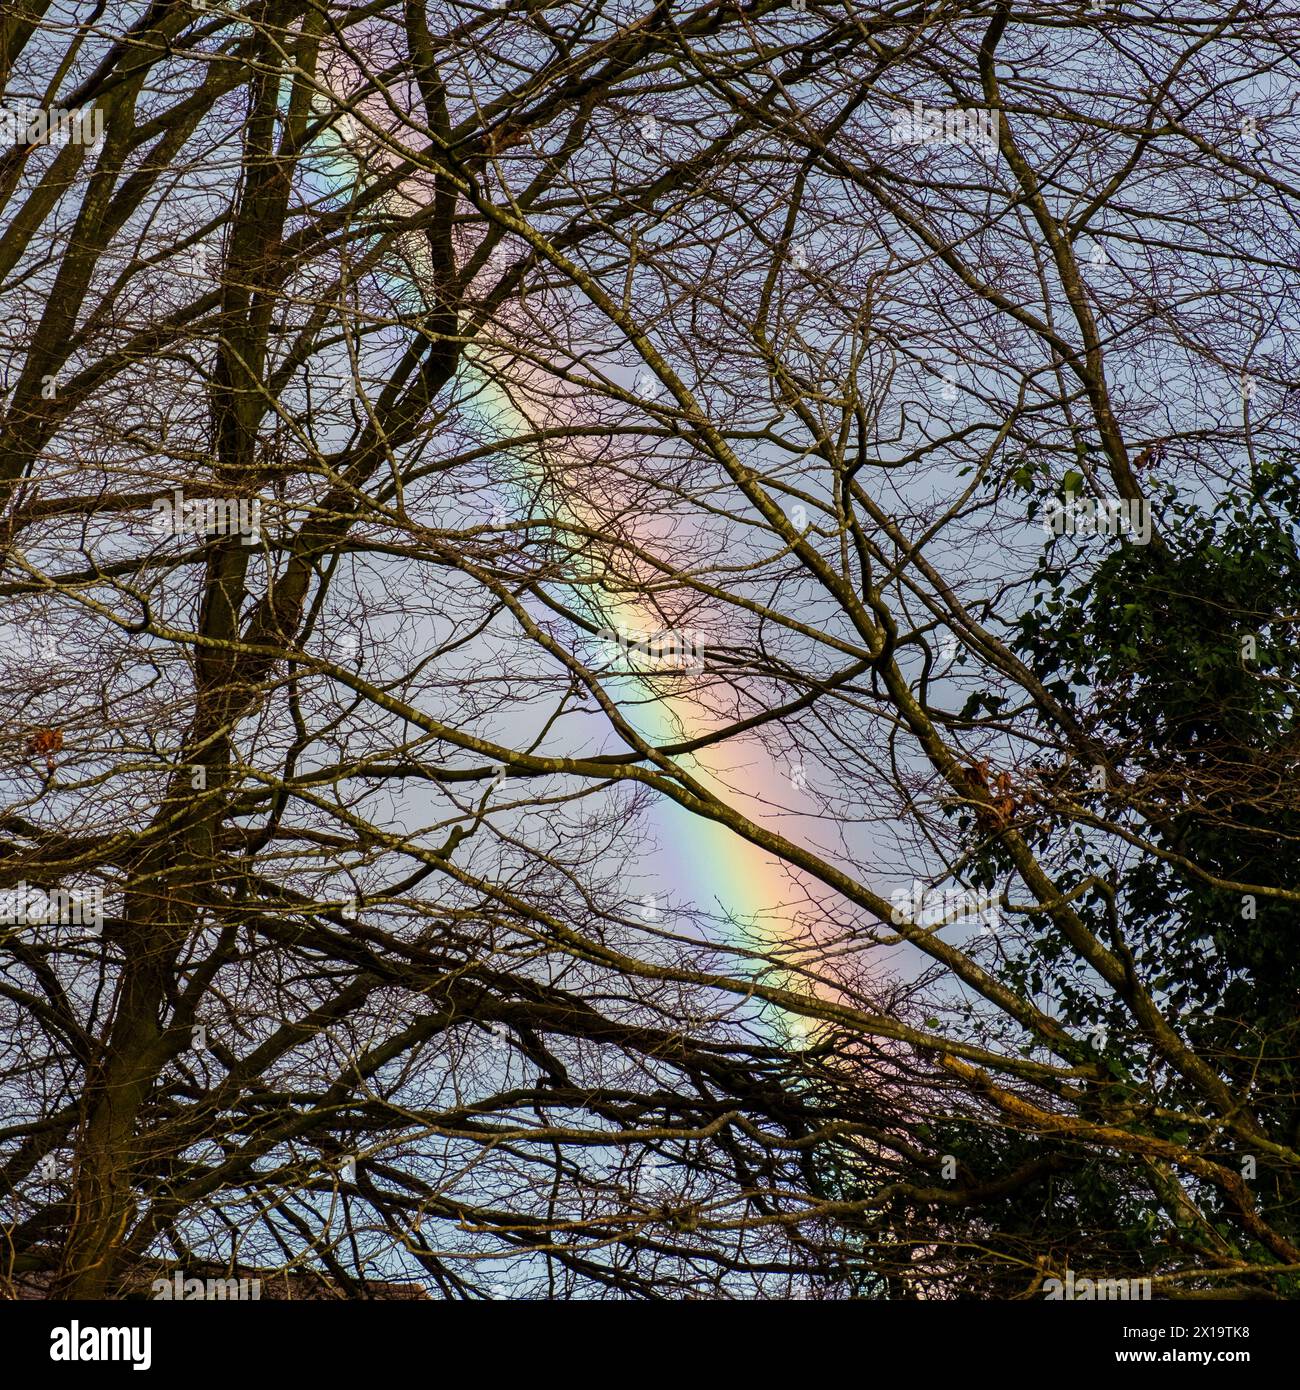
469, 370, 816, 960
301, 74, 831, 1009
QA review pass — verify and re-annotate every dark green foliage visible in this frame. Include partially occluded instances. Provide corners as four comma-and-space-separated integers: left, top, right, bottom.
818, 459, 1300, 1296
